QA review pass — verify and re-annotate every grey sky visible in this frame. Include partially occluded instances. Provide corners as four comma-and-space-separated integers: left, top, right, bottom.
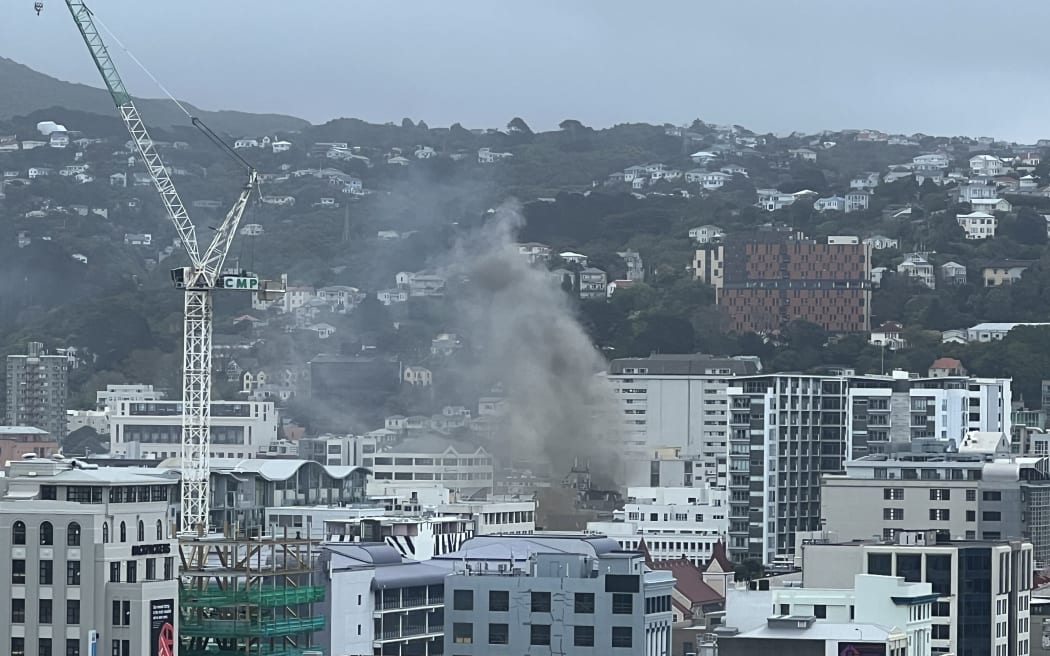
3, 1, 1049, 141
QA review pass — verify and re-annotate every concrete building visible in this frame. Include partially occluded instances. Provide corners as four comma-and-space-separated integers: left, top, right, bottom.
703, 230, 872, 333
586, 486, 729, 567
6, 342, 69, 440
362, 435, 494, 494
718, 573, 935, 656
822, 450, 1050, 565
801, 532, 1034, 656
108, 399, 279, 460
66, 410, 109, 436
320, 543, 450, 656
325, 515, 475, 561
95, 384, 164, 411
0, 426, 59, 464
607, 354, 761, 483
0, 456, 179, 656
441, 534, 674, 656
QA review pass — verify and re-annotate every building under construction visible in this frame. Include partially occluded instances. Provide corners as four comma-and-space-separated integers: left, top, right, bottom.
179, 530, 325, 656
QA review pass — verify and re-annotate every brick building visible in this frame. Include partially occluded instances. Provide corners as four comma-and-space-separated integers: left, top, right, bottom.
697, 230, 871, 333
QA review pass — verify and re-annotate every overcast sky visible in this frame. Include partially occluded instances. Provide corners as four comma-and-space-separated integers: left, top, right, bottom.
3, 1, 1050, 141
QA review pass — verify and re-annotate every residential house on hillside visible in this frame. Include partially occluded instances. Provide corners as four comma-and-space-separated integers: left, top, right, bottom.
260, 195, 295, 206
862, 235, 898, 250
981, 260, 1035, 286
912, 153, 950, 170
757, 189, 796, 211
928, 357, 967, 377
689, 151, 717, 164
697, 171, 730, 189
813, 196, 846, 212
109, 172, 126, 187
271, 139, 292, 153
431, 333, 462, 357
789, 148, 817, 161
414, 146, 436, 159
376, 288, 408, 305
624, 165, 648, 181
683, 169, 706, 184
559, 251, 589, 266
234, 139, 260, 149
578, 267, 608, 299
970, 197, 1012, 213
957, 182, 997, 202
403, 366, 432, 386
617, 249, 645, 282
1020, 175, 1039, 190
49, 131, 69, 148
688, 225, 725, 244
957, 211, 997, 239
720, 163, 747, 177
849, 172, 881, 189
869, 321, 907, 350
0, 135, 18, 151
123, 233, 152, 246
517, 242, 552, 264
844, 190, 871, 212
477, 147, 512, 163
897, 254, 935, 289
969, 154, 1004, 176
939, 261, 967, 286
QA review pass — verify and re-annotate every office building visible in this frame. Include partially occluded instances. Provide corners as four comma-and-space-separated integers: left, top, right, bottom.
6, 341, 69, 441
802, 531, 1033, 656
0, 456, 179, 656
718, 573, 935, 656
321, 543, 450, 656
109, 399, 279, 460
325, 515, 475, 560
700, 229, 872, 333
442, 534, 675, 656
0, 426, 59, 464
607, 354, 761, 483
362, 435, 494, 494
822, 450, 1050, 566
95, 384, 164, 411
587, 486, 729, 568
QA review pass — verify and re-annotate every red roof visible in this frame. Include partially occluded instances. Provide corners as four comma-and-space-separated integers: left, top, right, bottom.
705, 539, 734, 573
929, 357, 963, 370
648, 558, 725, 605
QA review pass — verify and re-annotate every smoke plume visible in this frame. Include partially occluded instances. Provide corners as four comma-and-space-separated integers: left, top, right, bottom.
442, 200, 624, 487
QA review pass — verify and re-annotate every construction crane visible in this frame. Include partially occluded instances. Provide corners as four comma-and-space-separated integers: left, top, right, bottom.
60, 1, 281, 534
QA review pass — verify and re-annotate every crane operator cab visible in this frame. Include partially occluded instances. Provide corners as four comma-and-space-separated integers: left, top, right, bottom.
34, 2, 43, 15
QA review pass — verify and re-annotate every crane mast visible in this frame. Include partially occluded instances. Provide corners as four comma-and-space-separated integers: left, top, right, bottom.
64, 0, 258, 534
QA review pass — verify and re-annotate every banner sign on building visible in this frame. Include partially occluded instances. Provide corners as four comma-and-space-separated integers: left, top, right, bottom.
150, 599, 175, 656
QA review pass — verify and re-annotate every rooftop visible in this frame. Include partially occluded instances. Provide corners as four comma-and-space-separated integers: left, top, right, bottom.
0, 426, 49, 435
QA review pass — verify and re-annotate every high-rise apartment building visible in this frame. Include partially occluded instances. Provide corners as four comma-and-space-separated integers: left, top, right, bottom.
696, 229, 872, 333
607, 354, 760, 484
6, 342, 69, 441
0, 456, 179, 656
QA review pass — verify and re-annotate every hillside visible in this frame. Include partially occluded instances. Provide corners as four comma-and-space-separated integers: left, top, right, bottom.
0, 57, 309, 136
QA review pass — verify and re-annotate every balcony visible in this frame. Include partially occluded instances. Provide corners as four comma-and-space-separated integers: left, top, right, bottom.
373, 626, 443, 643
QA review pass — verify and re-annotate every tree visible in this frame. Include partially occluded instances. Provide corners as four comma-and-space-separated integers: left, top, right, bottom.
558, 119, 586, 142
1006, 207, 1048, 245
507, 117, 533, 136
734, 559, 764, 582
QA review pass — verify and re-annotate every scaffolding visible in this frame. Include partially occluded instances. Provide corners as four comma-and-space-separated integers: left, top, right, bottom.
179, 530, 324, 656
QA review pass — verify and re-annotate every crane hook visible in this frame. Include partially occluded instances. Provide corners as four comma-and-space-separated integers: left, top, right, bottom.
34, 2, 43, 15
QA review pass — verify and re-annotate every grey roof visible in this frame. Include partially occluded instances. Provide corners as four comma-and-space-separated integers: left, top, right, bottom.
156, 457, 368, 481
13, 466, 178, 485
324, 543, 454, 589
0, 427, 49, 435
386, 435, 486, 456
731, 622, 895, 641
609, 353, 760, 376
434, 533, 622, 564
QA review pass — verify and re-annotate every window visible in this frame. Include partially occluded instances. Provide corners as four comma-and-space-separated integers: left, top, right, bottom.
453, 589, 473, 611
983, 511, 1002, 522
12, 521, 26, 545
39, 638, 52, 656
156, 520, 164, 540
489, 590, 509, 612
530, 624, 551, 646
452, 623, 473, 644
126, 560, 137, 583
121, 601, 130, 626
146, 558, 156, 580
67, 561, 81, 585
575, 592, 595, 613
930, 489, 950, 501
612, 626, 633, 648
111, 640, 130, 656
66, 639, 80, 656
12, 637, 25, 656
884, 488, 904, 500
136, 520, 144, 542
37, 598, 53, 625
40, 521, 53, 545
574, 625, 595, 647
966, 489, 976, 502
814, 604, 827, 618
40, 559, 53, 584
531, 591, 551, 613
612, 592, 634, 614
12, 559, 25, 584
12, 598, 25, 623
884, 508, 904, 521
779, 603, 790, 615
967, 510, 976, 522
930, 509, 950, 521
119, 522, 126, 542
111, 600, 120, 626
110, 562, 120, 582
164, 557, 174, 580
66, 600, 80, 625
66, 522, 81, 547
932, 624, 950, 639
488, 623, 509, 645
102, 523, 109, 544
983, 491, 1002, 501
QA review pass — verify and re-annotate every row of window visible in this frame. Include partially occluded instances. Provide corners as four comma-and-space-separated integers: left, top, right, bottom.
12, 518, 166, 546
882, 488, 1002, 502
10, 599, 79, 625
452, 590, 636, 614
12, 560, 80, 585
11, 637, 81, 656
882, 508, 1003, 522
109, 557, 173, 582
452, 623, 633, 648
